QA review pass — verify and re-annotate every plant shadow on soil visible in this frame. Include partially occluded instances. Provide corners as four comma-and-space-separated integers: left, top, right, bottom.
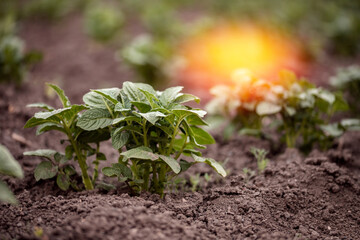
1, 13, 360, 240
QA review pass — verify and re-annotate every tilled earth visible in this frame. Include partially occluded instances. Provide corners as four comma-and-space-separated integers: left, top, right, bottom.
1, 12, 360, 240
1, 134, 359, 240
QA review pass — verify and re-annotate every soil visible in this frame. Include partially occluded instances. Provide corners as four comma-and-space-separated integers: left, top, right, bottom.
1, 13, 360, 240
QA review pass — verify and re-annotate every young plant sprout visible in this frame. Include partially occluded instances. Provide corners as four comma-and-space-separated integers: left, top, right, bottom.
250, 147, 269, 173
0, 145, 24, 204
77, 82, 226, 196
24, 84, 109, 190
207, 69, 351, 152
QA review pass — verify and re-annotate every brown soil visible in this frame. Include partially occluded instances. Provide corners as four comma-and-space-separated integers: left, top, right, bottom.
1, 13, 360, 240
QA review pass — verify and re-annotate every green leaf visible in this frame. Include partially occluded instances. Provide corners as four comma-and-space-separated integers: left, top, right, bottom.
114, 102, 131, 112
54, 152, 68, 165
189, 126, 215, 145
191, 154, 227, 177
135, 83, 157, 96
185, 114, 208, 126
120, 146, 158, 161
96, 152, 107, 161
0, 180, 17, 204
23, 149, 57, 161
132, 101, 151, 113
341, 119, 360, 128
77, 108, 113, 131
36, 122, 65, 136
112, 116, 141, 125
102, 163, 132, 179
83, 91, 115, 110
77, 129, 111, 143
123, 81, 147, 102
174, 93, 200, 104
62, 105, 87, 122
284, 106, 296, 116
112, 163, 133, 179
56, 172, 70, 191
64, 165, 76, 176
316, 90, 335, 104
65, 145, 74, 160
173, 109, 207, 119
138, 111, 166, 125
179, 159, 193, 172
256, 102, 282, 116
0, 145, 23, 178
183, 149, 202, 157
158, 155, 181, 174
139, 89, 160, 108
34, 161, 58, 181
238, 128, 262, 137
160, 86, 183, 106
320, 124, 344, 137
47, 83, 71, 107
27, 103, 55, 111
34, 107, 71, 119
92, 88, 121, 105
332, 92, 349, 112
96, 182, 116, 191
24, 115, 60, 128
102, 166, 122, 178
111, 128, 129, 150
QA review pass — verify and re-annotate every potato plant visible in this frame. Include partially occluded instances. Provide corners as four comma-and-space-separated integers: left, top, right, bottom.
84, 3, 124, 43
206, 69, 283, 139
77, 82, 226, 196
207, 69, 351, 152
120, 35, 173, 88
0, 144, 23, 204
24, 82, 226, 196
330, 65, 360, 115
24, 84, 109, 190
0, 36, 41, 85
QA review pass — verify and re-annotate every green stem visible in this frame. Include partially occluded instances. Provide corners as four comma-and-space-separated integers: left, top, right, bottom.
143, 119, 148, 147
103, 97, 115, 118
152, 163, 158, 192
167, 119, 183, 155
142, 164, 150, 191
63, 124, 93, 190
175, 132, 188, 160
92, 143, 100, 182
158, 164, 167, 197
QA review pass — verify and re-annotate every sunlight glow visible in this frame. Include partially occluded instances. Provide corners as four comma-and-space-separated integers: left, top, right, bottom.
177, 24, 304, 89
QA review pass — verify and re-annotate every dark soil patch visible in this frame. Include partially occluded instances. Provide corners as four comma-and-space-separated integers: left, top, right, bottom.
1, 12, 360, 240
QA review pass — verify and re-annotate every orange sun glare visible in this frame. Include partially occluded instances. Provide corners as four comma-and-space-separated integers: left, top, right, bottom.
177, 24, 304, 89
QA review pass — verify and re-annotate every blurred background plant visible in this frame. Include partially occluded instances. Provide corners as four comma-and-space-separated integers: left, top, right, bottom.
2, 0, 360, 87
206, 69, 357, 153
84, 1, 124, 43
330, 65, 360, 116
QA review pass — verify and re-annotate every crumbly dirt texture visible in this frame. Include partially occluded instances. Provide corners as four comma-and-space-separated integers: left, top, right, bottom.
1, 13, 360, 240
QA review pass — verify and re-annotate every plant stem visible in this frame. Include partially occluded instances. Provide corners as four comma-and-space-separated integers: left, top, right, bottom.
63, 123, 93, 190
158, 164, 166, 197
143, 119, 148, 147
92, 143, 100, 182
142, 164, 150, 191
167, 119, 182, 155
152, 163, 158, 192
